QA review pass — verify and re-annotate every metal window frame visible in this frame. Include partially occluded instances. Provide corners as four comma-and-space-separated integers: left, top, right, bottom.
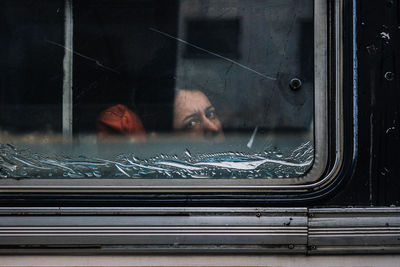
0, 0, 343, 193
62, 0, 73, 140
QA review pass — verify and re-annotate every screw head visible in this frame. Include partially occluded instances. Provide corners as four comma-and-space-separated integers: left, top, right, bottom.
289, 78, 302, 91
385, 72, 394, 81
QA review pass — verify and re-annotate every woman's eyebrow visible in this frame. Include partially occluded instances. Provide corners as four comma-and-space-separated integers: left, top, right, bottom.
204, 105, 215, 113
183, 112, 200, 122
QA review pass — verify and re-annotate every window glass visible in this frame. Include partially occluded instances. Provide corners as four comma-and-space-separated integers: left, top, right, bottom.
0, 0, 315, 180
0, 0, 64, 134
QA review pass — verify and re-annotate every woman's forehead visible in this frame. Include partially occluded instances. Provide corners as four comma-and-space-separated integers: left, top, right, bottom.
175, 90, 211, 107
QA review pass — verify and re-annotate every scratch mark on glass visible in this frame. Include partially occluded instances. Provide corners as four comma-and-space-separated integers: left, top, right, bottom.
247, 126, 259, 148
45, 39, 120, 74
149, 28, 276, 81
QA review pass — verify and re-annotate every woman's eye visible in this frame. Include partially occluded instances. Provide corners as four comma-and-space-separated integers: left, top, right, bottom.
185, 119, 199, 129
206, 109, 216, 119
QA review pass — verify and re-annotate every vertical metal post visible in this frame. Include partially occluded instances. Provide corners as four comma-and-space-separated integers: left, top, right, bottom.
62, 0, 73, 140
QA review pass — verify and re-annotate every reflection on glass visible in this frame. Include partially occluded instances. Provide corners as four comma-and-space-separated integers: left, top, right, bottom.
0, 0, 314, 179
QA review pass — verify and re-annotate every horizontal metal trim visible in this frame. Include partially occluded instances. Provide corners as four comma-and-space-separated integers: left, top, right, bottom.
0, 245, 307, 255
309, 207, 400, 214
308, 208, 400, 248
309, 246, 400, 255
0, 207, 307, 215
0, 207, 307, 246
0, 235, 307, 246
1, 207, 400, 254
310, 227, 400, 233
0, 226, 307, 233
0, 217, 306, 227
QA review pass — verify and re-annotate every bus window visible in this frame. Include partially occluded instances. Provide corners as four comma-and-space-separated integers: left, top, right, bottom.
0, 0, 332, 191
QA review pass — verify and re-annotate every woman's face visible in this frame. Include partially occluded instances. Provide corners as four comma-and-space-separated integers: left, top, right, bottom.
173, 90, 224, 139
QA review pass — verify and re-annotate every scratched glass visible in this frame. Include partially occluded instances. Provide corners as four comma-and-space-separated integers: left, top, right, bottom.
0, 0, 314, 179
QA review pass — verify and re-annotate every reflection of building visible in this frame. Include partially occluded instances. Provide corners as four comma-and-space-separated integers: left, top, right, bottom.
175, 0, 314, 131
0, 0, 314, 136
